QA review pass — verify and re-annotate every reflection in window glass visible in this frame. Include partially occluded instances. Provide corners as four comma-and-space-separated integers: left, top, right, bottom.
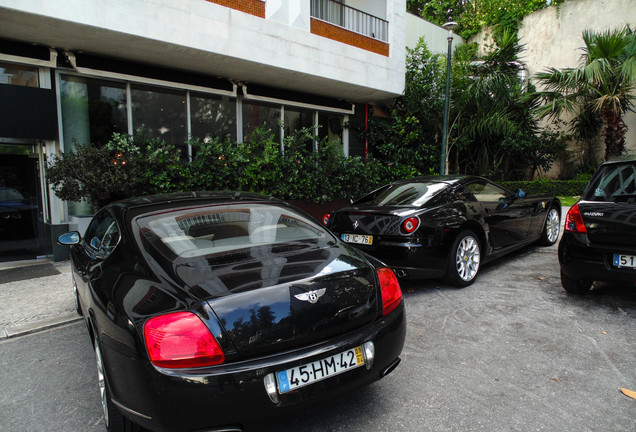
283, 107, 313, 148
318, 112, 343, 146
242, 101, 280, 142
0, 63, 38, 87
373, 182, 447, 206
191, 93, 236, 142
132, 85, 187, 154
60, 75, 128, 216
60, 75, 128, 148
136, 204, 328, 259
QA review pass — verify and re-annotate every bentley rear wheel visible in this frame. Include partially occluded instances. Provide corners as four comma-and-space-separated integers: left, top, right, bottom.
95, 343, 141, 432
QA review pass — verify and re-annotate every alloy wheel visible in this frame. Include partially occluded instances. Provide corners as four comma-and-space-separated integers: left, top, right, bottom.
95, 344, 109, 427
546, 208, 560, 243
455, 235, 480, 282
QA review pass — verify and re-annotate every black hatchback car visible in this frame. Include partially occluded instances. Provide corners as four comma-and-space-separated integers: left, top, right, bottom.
57, 192, 405, 432
559, 156, 636, 293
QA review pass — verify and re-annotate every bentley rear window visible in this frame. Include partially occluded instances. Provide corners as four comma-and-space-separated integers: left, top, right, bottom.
135, 204, 329, 259
371, 182, 448, 206
584, 162, 636, 202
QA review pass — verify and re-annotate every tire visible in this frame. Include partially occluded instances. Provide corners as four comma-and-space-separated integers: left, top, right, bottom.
538, 206, 560, 246
95, 343, 142, 432
445, 230, 481, 287
560, 269, 593, 294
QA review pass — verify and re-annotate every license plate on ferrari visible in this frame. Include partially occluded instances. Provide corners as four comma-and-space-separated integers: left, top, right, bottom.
613, 253, 636, 268
341, 233, 373, 245
276, 346, 365, 394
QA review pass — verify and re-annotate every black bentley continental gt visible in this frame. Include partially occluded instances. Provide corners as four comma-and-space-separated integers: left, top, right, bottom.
322, 176, 561, 286
57, 192, 406, 432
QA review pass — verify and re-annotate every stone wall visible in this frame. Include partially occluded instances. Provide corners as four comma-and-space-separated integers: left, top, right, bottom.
471, 0, 636, 172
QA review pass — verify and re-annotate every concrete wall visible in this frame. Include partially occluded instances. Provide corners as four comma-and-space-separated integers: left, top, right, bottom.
472, 0, 636, 166
0, 0, 406, 102
405, 13, 464, 52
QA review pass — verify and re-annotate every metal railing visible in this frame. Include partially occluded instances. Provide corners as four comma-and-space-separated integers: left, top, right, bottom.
310, 0, 389, 42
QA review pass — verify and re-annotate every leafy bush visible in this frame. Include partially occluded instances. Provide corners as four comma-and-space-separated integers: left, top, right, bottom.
47, 128, 416, 210
501, 178, 588, 196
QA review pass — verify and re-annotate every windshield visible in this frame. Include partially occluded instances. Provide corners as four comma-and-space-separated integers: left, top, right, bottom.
136, 203, 330, 259
371, 182, 448, 206
584, 162, 636, 202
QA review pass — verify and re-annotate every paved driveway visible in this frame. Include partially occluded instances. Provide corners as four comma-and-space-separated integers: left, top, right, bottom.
261, 239, 636, 431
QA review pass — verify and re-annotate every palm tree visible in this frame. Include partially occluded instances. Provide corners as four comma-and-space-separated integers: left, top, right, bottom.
532, 26, 636, 160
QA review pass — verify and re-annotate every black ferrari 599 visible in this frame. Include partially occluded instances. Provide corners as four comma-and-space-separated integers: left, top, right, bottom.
323, 175, 561, 286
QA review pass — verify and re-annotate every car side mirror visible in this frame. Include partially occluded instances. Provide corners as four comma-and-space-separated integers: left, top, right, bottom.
514, 189, 526, 199
57, 231, 81, 245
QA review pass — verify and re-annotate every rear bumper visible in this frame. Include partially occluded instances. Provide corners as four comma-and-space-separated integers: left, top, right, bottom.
339, 237, 448, 279
102, 304, 406, 432
558, 232, 636, 285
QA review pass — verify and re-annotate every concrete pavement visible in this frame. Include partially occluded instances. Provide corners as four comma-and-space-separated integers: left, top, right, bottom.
0, 260, 79, 339
0, 206, 571, 340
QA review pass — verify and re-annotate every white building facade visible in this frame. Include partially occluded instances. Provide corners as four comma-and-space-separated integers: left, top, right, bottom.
0, 0, 406, 262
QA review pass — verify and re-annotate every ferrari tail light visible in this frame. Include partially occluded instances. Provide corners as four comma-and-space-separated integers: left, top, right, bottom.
564, 203, 587, 233
377, 267, 402, 316
402, 217, 420, 234
144, 311, 225, 368
322, 213, 331, 226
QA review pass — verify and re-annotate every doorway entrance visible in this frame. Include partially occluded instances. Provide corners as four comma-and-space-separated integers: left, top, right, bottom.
0, 143, 46, 262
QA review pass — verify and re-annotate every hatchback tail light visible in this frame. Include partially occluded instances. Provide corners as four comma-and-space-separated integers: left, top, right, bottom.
564, 203, 587, 233
377, 268, 402, 316
402, 217, 420, 234
322, 213, 331, 226
144, 311, 225, 368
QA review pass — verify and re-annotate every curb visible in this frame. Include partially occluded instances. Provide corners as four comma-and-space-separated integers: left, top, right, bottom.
0, 315, 83, 340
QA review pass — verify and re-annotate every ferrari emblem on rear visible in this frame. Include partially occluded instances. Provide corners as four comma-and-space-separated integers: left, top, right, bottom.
353, 220, 359, 230
295, 288, 326, 304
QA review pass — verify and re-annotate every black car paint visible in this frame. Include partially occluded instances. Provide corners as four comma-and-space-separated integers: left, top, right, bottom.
66, 192, 405, 431
559, 158, 636, 289
327, 176, 560, 280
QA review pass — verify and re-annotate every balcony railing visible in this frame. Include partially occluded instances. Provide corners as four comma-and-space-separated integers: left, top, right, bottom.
310, 0, 388, 42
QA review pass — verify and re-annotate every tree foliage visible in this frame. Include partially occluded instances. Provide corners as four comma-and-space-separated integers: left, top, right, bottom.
47, 128, 412, 210
407, 0, 571, 39
531, 26, 636, 161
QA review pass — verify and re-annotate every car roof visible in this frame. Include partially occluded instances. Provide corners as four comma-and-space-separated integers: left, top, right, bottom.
102, 191, 281, 222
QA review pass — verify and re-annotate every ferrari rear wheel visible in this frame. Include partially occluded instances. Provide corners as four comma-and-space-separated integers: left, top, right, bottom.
538, 207, 560, 246
95, 343, 141, 432
560, 270, 593, 294
445, 230, 481, 287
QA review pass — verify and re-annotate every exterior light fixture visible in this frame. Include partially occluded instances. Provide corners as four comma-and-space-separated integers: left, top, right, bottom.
440, 21, 458, 175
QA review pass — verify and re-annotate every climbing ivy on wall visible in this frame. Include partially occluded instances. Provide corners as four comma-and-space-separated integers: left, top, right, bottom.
407, 0, 571, 39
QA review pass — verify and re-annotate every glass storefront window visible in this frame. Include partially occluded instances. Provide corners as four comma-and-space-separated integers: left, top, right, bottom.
191, 93, 237, 142
284, 108, 314, 137
242, 100, 281, 142
60, 75, 128, 216
0, 63, 38, 87
131, 85, 187, 154
60, 75, 128, 148
284, 107, 315, 152
318, 112, 343, 145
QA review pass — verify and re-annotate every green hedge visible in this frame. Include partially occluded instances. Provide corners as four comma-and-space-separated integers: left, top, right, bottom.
501, 178, 588, 197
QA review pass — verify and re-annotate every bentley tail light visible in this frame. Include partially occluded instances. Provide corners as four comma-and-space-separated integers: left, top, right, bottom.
144, 311, 225, 368
402, 217, 420, 234
322, 213, 331, 226
564, 203, 587, 233
377, 268, 402, 316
